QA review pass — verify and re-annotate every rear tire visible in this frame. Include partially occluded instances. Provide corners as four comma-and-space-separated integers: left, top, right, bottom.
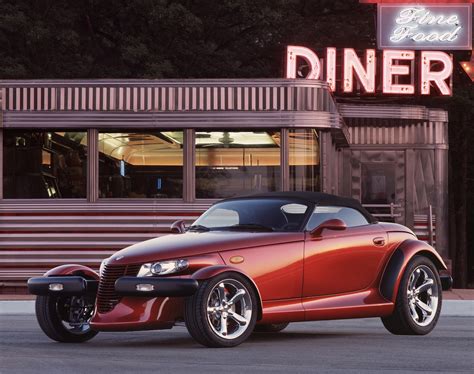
254, 323, 289, 333
185, 272, 258, 347
36, 295, 98, 343
381, 255, 442, 335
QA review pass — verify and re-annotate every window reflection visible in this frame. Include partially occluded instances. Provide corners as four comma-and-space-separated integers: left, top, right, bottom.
3, 131, 87, 198
98, 131, 183, 198
195, 131, 281, 198
289, 129, 320, 191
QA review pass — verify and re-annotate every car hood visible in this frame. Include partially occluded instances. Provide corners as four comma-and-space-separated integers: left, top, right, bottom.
109, 231, 304, 265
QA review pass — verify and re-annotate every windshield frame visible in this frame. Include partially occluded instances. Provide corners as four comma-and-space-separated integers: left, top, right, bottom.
190, 197, 315, 233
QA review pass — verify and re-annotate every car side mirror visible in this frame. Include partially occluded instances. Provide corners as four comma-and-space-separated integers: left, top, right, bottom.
310, 218, 347, 237
171, 220, 186, 234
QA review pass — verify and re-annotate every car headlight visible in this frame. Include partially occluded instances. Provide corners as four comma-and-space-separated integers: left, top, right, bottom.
138, 259, 189, 277
99, 258, 109, 277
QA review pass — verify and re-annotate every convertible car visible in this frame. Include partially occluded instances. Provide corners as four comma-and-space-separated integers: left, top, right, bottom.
28, 192, 452, 347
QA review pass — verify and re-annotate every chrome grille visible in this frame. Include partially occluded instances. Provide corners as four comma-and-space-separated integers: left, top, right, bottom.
96, 264, 141, 313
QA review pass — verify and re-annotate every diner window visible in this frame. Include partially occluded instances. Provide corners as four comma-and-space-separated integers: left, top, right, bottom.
98, 131, 183, 198
3, 131, 87, 198
289, 129, 320, 191
195, 131, 281, 198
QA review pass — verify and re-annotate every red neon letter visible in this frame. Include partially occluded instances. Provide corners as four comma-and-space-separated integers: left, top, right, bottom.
420, 51, 453, 96
343, 49, 376, 93
326, 48, 336, 92
382, 50, 415, 95
286, 46, 321, 80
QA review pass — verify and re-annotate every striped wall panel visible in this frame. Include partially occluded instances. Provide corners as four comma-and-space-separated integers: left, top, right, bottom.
345, 119, 448, 146
0, 80, 335, 113
0, 202, 211, 289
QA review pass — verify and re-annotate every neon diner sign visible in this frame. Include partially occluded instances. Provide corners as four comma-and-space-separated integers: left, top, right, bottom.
286, 46, 453, 96
390, 8, 461, 44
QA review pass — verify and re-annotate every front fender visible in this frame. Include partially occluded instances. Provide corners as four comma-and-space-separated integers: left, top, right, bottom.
192, 265, 263, 320
45, 264, 99, 280
380, 239, 447, 302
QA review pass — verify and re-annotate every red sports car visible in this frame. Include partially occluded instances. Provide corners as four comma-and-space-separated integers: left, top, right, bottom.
28, 192, 452, 347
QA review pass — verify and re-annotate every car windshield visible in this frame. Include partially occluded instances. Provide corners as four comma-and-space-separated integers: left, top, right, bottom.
189, 198, 310, 232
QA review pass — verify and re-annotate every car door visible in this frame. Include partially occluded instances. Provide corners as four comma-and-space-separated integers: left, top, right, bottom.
303, 206, 389, 297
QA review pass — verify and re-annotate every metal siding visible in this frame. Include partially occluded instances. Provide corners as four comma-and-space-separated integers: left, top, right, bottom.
345, 118, 448, 146
0, 203, 211, 284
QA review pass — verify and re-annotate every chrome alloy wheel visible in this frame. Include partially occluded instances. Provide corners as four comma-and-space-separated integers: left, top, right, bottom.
57, 295, 95, 334
206, 279, 252, 340
406, 265, 439, 327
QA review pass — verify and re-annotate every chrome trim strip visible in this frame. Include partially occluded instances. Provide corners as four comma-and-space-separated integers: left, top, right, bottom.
2, 111, 344, 129
338, 104, 448, 122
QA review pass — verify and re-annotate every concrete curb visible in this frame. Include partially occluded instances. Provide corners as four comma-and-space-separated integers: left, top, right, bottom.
1, 300, 473, 317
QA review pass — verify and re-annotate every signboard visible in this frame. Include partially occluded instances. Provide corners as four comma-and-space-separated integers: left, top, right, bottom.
286, 46, 453, 96
377, 4, 472, 50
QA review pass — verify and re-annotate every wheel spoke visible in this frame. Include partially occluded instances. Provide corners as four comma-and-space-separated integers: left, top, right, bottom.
415, 278, 434, 294
411, 269, 421, 289
228, 311, 248, 326
220, 314, 228, 336
409, 301, 418, 322
217, 283, 227, 304
415, 298, 433, 315
228, 289, 246, 306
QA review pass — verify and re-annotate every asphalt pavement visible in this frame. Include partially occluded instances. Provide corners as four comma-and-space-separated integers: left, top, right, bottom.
0, 315, 473, 374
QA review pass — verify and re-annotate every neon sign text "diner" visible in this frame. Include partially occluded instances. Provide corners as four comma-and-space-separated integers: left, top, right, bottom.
286, 46, 453, 96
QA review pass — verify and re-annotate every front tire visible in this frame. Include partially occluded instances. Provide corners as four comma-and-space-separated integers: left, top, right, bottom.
185, 273, 258, 347
35, 294, 98, 343
382, 255, 442, 335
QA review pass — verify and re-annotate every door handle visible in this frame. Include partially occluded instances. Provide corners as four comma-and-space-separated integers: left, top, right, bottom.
373, 237, 385, 246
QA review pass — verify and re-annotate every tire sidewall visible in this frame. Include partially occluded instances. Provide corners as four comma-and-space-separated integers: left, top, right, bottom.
398, 256, 443, 334
197, 272, 258, 347
36, 295, 98, 343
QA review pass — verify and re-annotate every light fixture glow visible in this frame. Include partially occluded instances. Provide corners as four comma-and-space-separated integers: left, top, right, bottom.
49, 283, 64, 291
136, 284, 154, 292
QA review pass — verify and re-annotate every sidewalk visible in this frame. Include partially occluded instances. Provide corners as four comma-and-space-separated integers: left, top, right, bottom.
1, 290, 473, 316
443, 289, 474, 300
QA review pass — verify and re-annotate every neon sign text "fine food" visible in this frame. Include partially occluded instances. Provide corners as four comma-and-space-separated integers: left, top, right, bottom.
391, 8, 461, 44
286, 46, 453, 96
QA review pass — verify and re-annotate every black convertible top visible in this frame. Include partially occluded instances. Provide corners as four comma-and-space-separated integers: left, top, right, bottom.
224, 191, 377, 223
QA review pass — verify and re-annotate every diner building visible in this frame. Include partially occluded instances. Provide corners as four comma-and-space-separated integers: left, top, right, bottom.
0, 79, 448, 292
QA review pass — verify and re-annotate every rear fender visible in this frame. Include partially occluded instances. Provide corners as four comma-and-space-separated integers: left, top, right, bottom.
380, 239, 447, 302
192, 265, 263, 320
45, 264, 99, 280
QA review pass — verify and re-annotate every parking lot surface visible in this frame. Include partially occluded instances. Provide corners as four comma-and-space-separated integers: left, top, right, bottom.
0, 315, 472, 373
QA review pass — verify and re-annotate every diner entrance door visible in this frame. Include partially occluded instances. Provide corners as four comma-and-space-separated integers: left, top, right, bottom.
349, 150, 405, 224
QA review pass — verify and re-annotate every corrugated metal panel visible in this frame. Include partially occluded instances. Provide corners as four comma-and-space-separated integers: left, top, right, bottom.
345, 118, 448, 146
0, 202, 210, 287
0, 79, 335, 113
